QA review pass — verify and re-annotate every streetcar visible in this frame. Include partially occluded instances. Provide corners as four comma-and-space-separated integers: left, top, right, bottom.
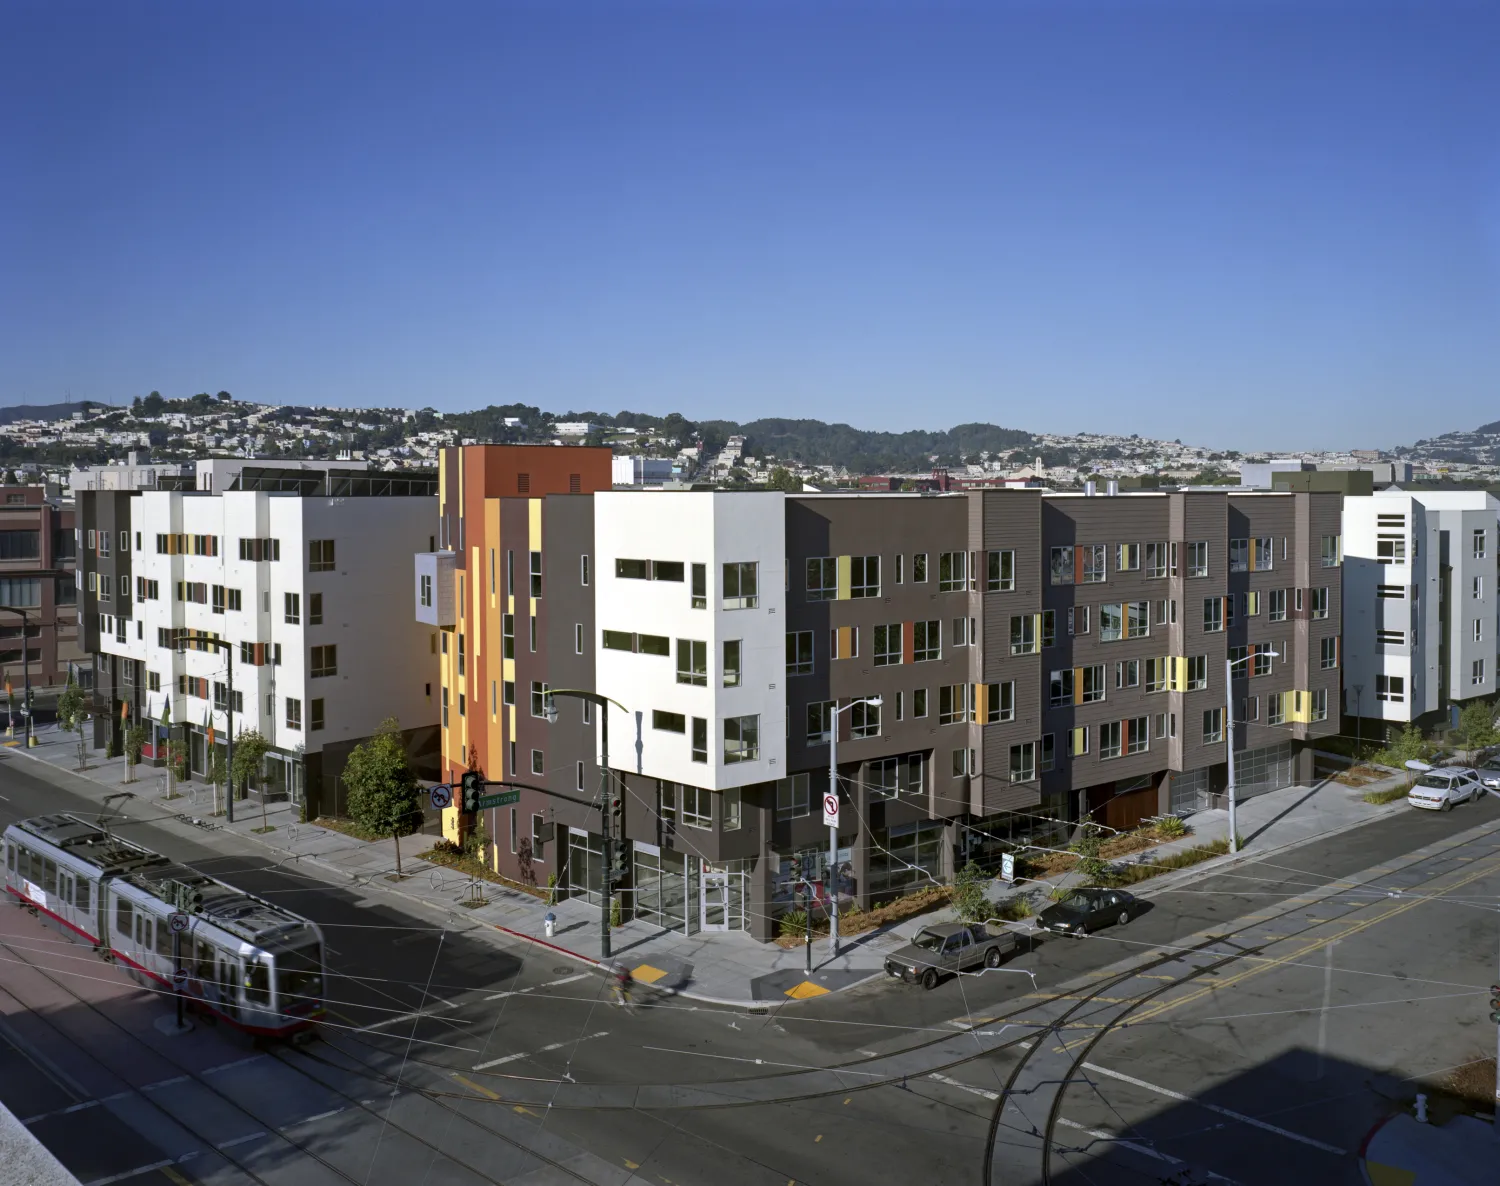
4, 812, 326, 1038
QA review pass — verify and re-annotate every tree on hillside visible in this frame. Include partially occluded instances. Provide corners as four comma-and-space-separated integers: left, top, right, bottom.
343, 718, 423, 875
765, 466, 802, 493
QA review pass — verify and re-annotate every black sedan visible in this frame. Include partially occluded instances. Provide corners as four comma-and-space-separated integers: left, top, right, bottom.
1035, 887, 1142, 937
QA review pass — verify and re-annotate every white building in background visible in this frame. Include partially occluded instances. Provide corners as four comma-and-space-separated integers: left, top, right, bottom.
1342, 488, 1500, 727
80, 472, 440, 812
611, 456, 675, 487
554, 422, 599, 437
592, 492, 787, 795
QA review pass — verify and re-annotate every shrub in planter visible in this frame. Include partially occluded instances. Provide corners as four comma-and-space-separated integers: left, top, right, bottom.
779, 909, 810, 938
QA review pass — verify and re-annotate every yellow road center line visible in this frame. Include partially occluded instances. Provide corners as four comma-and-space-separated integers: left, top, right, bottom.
450, 1072, 499, 1100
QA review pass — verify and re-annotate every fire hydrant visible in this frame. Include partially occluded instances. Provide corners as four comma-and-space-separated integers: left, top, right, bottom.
543, 912, 556, 939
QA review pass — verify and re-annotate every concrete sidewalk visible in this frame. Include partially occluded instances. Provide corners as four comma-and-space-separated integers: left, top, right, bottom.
2, 722, 1422, 1006
1361, 1112, 1496, 1186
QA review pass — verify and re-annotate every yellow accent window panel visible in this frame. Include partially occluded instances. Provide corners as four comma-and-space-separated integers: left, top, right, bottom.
836, 555, 852, 601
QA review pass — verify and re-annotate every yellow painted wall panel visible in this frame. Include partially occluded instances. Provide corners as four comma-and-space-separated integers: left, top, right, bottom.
836, 555, 851, 601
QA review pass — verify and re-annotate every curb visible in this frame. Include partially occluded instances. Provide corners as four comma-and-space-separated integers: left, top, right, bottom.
1356, 1111, 1395, 1186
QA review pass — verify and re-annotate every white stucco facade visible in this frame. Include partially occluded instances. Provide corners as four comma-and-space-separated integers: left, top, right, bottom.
1343, 488, 1499, 724
96, 490, 438, 783
592, 491, 787, 790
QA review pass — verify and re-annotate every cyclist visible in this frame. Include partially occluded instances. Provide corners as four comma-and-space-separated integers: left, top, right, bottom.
609, 962, 634, 1008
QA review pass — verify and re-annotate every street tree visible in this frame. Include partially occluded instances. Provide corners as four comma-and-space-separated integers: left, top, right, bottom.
343, 717, 423, 875
231, 728, 272, 830
57, 676, 87, 770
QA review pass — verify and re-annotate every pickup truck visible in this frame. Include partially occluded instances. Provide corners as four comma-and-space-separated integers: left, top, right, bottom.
883, 922, 1022, 990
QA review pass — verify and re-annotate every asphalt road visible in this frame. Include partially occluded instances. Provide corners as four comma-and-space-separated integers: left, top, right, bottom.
3, 748, 1498, 1186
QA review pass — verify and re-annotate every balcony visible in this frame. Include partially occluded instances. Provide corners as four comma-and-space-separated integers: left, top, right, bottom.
413, 551, 456, 628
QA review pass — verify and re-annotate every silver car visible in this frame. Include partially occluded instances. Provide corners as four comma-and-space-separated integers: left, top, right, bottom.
1407, 767, 1483, 811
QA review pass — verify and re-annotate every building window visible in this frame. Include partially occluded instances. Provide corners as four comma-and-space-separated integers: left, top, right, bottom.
691, 563, 706, 609
574, 623, 583, 655
938, 552, 966, 593
913, 688, 928, 718
1068, 605, 1091, 635
724, 715, 759, 763
1320, 637, 1339, 669
1377, 629, 1406, 647
285, 698, 302, 731
1144, 657, 1167, 693
950, 748, 970, 778
1474, 659, 1487, 686
1268, 589, 1287, 622
912, 553, 928, 582
851, 700, 880, 739
1081, 544, 1106, 583
1041, 609, 1056, 648
1049, 545, 1074, 585
1375, 674, 1405, 703
1125, 717, 1149, 754
938, 685, 965, 725
502, 614, 515, 658
987, 681, 1015, 724
691, 717, 708, 763
722, 639, 742, 687
1311, 588, 1329, 619
308, 592, 323, 625
1310, 689, 1328, 721
1186, 655, 1207, 691
310, 645, 337, 678
529, 551, 542, 598
1477, 619, 1486, 643
1243, 590, 1260, 617
806, 700, 834, 744
1115, 659, 1139, 689
1472, 577, 1483, 601
1040, 734, 1055, 772
987, 549, 1015, 592
1203, 597, 1224, 633
1186, 541, 1209, 577
502, 681, 515, 706
850, 555, 880, 598
1009, 615, 1037, 655
1376, 536, 1407, 564
580, 554, 590, 586
908, 620, 938, 662
1082, 664, 1106, 703
1113, 543, 1139, 573
531, 750, 544, 776
769, 774, 814, 823
1049, 669, 1074, 707
676, 639, 707, 685
1202, 707, 1223, 744
722, 562, 758, 609
806, 557, 836, 601
873, 623, 902, 667
1099, 721, 1122, 759
284, 592, 300, 625
653, 710, 686, 733
1009, 742, 1035, 783
1474, 529, 1487, 559
309, 539, 335, 572
787, 631, 814, 676
1321, 535, 1341, 567
529, 680, 550, 718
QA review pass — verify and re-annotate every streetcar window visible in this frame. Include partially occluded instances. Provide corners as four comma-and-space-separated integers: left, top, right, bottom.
116, 897, 133, 935
273, 944, 323, 1004
14, 847, 27, 881
155, 918, 172, 957
243, 960, 271, 1006
42, 858, 56, 895
5, 845, 12, 873
195, 938, 214, 980
74, 879, 90, 911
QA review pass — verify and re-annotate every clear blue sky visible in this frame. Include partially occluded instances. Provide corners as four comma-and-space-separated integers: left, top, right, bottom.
3, 2, 1497, 450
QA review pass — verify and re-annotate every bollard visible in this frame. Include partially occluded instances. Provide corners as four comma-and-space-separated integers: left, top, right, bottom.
804, 917, 812, 975
543, 911, 556, 940
1414, 1093, 1428, 1124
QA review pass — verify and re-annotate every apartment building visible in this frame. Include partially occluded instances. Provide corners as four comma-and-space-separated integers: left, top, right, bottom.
1342, 488, 1499, 728
426, 447, 1343, 943
0, 486, 81, 687
77, 467, 440, 810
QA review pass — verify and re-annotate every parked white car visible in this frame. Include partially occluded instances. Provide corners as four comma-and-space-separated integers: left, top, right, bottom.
1407, 767, 1484, 811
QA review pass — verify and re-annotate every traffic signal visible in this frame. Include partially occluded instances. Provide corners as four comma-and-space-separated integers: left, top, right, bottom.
461, 770, 483, 812
168, 880, 202, 913
1489, 984, 1500, 1024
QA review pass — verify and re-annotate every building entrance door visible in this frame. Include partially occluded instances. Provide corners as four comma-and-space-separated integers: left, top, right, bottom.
700, 872, 729, 932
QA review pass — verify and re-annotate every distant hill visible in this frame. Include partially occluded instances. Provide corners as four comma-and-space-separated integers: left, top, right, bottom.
0, 401, 106, 425
441, 404, 1033, 471
1406, 416, 1500, 466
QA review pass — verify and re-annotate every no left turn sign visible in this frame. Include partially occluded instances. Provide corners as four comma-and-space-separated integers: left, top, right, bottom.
168, 912, 191, 934
430, 784, 453, 811
822, 792, 839, 827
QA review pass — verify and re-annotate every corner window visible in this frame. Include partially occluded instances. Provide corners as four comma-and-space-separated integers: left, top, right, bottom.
722, 562, 758, 609
723, 714, 759, 763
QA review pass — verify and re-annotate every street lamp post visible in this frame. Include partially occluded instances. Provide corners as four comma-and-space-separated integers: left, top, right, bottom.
0, 605, 36, 748
1225, 650, 1280, 855
828, 695, 882, 957
178, 632, 235, 823
542, 689, 642, 962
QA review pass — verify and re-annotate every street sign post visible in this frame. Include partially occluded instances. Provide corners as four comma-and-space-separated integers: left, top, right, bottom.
429, 784, 453, 811
172, 932, 186, 1030
1001, 853, 1015, 884
475, 789, 520, 811
822, 792, 839, 828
